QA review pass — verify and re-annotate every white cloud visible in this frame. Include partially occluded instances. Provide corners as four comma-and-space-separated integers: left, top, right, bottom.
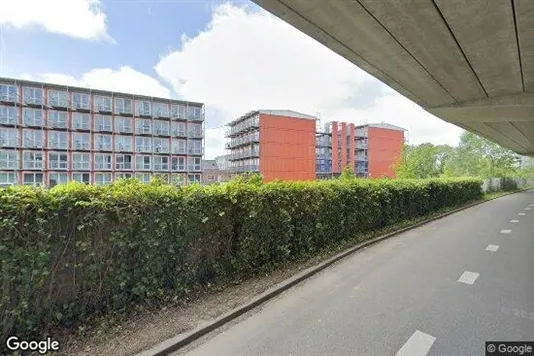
24, 66, 171, 98
0, 0, 112, 42
155, 2, 463, 159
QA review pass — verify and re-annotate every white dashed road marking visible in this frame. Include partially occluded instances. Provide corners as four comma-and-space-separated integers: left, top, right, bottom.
510, 220, 519, 223
526, 208, 531, 211
519, 213, 526, 216
501, 229, 512, 234
395, 330, 436, 356
458, 271, 480, 285
486, 244, 499, 252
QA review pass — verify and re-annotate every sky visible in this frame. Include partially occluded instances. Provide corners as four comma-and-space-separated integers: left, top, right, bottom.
0, 0, 463, 159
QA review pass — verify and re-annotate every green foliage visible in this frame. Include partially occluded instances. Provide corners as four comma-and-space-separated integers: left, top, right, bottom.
443, 131, 518, 178
0, 177, 482, 345
395, 143, 454, 179
339, 165, 357, 180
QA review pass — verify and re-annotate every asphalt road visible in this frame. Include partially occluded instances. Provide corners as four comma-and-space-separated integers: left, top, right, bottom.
177, 191, 534, 356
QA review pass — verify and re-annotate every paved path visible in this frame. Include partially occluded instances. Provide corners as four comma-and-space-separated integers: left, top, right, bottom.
177, 191, 534, 356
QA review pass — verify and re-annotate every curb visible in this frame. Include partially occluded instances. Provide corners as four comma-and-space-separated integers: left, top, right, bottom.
138, 188, 532, 356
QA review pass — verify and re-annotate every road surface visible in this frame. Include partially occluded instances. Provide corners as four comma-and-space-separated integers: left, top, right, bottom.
176, 190, 534, 356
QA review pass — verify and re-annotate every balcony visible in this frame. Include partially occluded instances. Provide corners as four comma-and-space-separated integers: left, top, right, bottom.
226, 116, 260, 137
227, 132, 260, 148
0, 93, 18, 104
187, 147, 204, 155
230, 164, 260, 173
229, 148, 260, 161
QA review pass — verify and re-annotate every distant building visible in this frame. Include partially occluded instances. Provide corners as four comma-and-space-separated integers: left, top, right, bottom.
226, 110, 317, 182
317, 122, 405, 179
0, 77, 205, 188
225, 110, 405, 181
202, 158, 232, 184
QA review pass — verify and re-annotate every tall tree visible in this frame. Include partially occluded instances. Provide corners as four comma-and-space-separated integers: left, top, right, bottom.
395, 143, 454, 179
443, 131, 518, 178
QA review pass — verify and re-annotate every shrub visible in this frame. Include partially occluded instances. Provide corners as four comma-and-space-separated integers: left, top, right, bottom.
0, 177, 482, 344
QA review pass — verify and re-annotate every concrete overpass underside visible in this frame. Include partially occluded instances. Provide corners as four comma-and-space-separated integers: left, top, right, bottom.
252, 0, 534, 156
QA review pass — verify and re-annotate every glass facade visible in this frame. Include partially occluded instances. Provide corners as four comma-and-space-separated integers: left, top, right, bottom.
0, 80, 204, 187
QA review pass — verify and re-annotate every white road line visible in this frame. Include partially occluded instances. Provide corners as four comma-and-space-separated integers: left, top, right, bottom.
519, 213, 526, 216
526, 208, 532, 211
529, 204, 534, 207
510, 219, 519, 223
395, 330, 436, 356
486, 244, 499, 252
501, 229, 512, 234
458, 271, 480, 285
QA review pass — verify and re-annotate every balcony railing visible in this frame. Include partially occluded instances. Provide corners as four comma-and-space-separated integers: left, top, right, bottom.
226, 116, 260, 137
229, 149, 260, 161
226, 132, 260, 148
229, 164, 260, 173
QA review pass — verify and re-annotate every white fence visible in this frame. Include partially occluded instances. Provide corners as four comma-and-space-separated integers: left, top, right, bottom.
481, 177, 534, 194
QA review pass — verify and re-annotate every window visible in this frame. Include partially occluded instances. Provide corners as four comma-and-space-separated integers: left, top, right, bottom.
0, 105, 18, 125
23, 87, 43, 105
95, 115, 112, 131
171, 173, 186, 185
115, 117, 132, 133
23, 173, 43, 186
73, 113, 90, 130
94, 134, 112, 151
135, 155, 151, 170
171, 122, 186, 136
0, 128, 18, 147
48, 131, 69, 149
153, 102, 169, 118
153, 120, 170, 136
73, 153, 90, 170
115, 173, 133, 180
23, 108, 44, 126
153, 138, 169, 153
188, 123, 202, 138
48, 111, 68, 129
135, 173, 151, 183
152, 173, 169, 183
0, 84, 17, 102
187, 106, 203, 121
136, 137, 152, 152
114, 97, 132, 115
72, 93, 90, 110
94, 95, 112, 112
136, 100, 151, 116
48, 90, 69, 108
73, 133, 90, 150
94, 154, 112, 170
0, 150, 18, 169
95, 173, 112, 185
188, 157, 202, 171
188, 174, 202, 183
187, 140, 202, 155
49, 172, 68, 187
115, 135, 133, 152
0, 172, 17, 186
72, 173, 90, 184
135, 118, 151, 134
172, 139, 186, 154
171, 104, 186, 119
23, 129, 44, 148
153, 156, 169, 171
171, 157, 186, 171
23, 151, 44, 169
49, 152, 68, 170
116, 154, 133, 170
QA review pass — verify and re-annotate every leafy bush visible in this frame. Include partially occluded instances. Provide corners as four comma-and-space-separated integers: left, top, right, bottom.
0, 177, 482, 344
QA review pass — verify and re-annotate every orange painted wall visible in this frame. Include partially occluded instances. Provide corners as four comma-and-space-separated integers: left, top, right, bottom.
259, 114, 316, 181
332, 122, 339, 174
340, 122, 347, 169
368, 127, 404, 178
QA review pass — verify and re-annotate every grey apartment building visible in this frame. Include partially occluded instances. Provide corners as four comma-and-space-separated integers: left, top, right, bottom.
0, 78, 204, 188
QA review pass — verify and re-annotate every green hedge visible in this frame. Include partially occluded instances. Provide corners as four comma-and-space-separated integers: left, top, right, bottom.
0, 177, 482, 343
